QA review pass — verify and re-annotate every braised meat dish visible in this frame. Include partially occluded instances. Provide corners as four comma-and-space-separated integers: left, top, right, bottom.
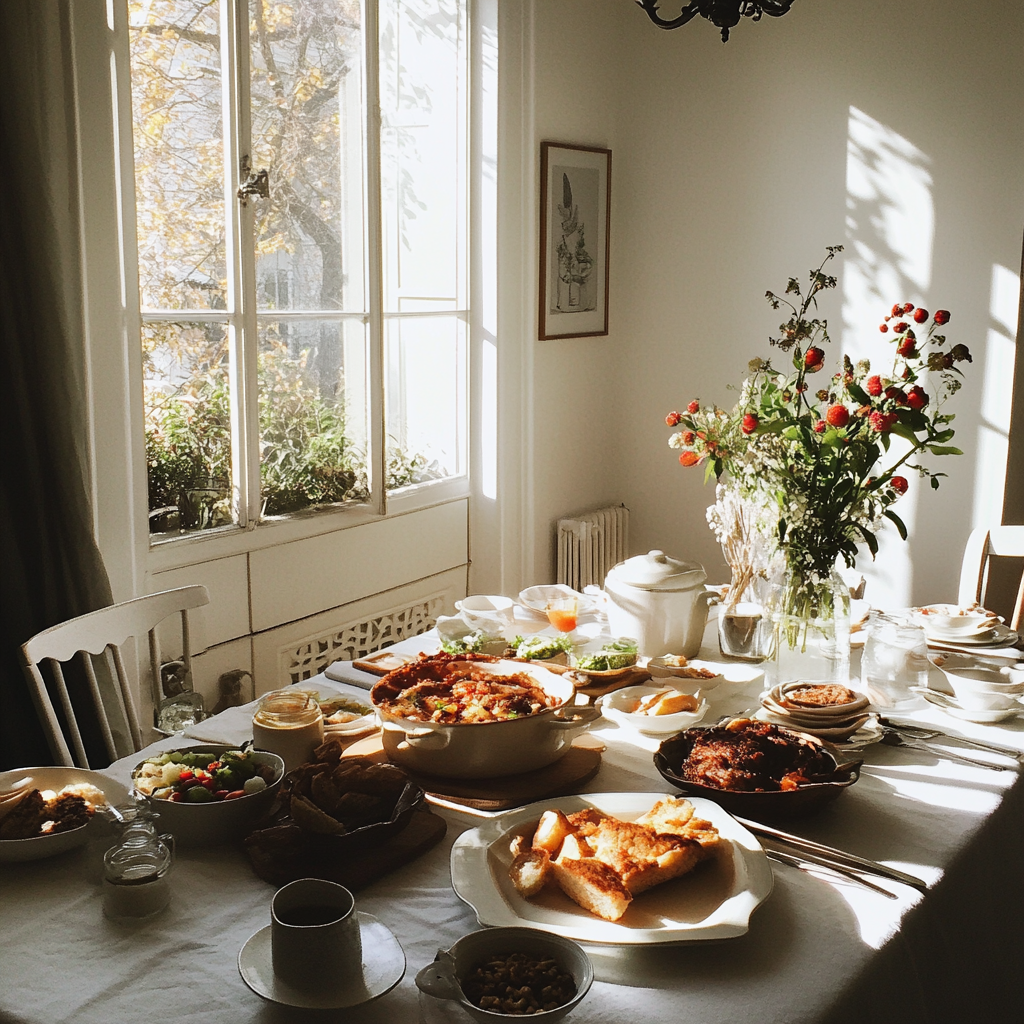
680, 719, 835, 793
372, 653, 561, 724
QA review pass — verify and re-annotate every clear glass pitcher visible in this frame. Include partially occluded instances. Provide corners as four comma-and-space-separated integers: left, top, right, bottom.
102, 815, 174, 921
861, 611, 929, 708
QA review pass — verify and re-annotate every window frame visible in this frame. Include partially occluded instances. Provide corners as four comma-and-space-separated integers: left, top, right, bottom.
123, 0, 473, 564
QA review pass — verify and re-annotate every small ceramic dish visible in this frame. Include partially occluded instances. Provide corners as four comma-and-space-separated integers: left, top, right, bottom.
915, 687, 1024, 724
598, 685, 709, 735
457, 595, 516, 627
912, 604, 994, 636
415, 926, 594, 1023
646, 657, 726, 691
929, 653, 1024, 707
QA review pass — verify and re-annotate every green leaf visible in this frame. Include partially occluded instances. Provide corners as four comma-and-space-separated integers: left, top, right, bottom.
931, 476, 940, 490
855, 523, 879, 556
846, 383, 869, 404
927, 445, 963, 456
889, 422, 920, 445
884, 508, 908, 540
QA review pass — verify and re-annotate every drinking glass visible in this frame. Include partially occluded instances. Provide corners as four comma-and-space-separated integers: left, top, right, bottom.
546, 596, 578, 633
861, 611, 929, 708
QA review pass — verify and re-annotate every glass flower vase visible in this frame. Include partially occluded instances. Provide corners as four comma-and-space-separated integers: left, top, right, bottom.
765, 566, 851, 688
718, 573, 770, 662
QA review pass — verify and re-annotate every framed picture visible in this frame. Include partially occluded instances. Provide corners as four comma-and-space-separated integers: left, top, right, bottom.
539, 142, 611, 340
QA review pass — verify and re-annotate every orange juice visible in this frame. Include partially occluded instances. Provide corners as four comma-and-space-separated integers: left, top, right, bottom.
546, 605, 578, 632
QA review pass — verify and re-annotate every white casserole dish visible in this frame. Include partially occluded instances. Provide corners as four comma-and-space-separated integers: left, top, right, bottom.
371, 659, 599, 779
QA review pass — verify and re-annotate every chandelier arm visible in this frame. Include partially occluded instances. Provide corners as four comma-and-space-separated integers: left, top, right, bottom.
634, 1, 701, 31
751, 1, 796, 17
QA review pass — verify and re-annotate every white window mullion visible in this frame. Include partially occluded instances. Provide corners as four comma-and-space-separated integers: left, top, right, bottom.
223, 0, 260, 529
364, 0, 387, 516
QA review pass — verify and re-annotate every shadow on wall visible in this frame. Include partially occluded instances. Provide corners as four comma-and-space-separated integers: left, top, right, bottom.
840, 105, 1020, 609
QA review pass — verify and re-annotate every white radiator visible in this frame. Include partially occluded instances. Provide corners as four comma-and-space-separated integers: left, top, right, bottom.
557, 505, 630, 590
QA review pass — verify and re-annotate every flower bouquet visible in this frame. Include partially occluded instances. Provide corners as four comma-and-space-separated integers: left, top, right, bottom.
666, 246, 971, 681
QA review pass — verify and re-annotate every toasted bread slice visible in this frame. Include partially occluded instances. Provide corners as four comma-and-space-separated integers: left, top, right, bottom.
532, 809, 576, 854
636, 797, 722, 858
634, 796, 696, 832
509, 848, 552, 897
565, 807, 607, 833
552, 857, 632, 921
555, 832, 594, 861
583, 818, 700, 895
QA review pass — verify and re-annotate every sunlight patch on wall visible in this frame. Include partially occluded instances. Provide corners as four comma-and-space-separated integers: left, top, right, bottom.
972, 264, 1021, 528
841, 107, 934, 608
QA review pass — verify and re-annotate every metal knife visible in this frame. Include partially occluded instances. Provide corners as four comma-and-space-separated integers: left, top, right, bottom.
735, 815, 929, 893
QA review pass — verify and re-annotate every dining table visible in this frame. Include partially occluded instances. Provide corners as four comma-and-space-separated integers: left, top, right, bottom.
2, 604, 1022, 1024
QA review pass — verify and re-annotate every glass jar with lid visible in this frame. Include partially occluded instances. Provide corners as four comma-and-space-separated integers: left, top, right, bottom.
252, 690, 324, 772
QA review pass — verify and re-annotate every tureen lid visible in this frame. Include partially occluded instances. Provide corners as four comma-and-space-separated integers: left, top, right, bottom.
606, 550, 707, 591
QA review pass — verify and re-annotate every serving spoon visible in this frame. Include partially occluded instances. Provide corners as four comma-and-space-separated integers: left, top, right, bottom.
878, 727, 1009, 771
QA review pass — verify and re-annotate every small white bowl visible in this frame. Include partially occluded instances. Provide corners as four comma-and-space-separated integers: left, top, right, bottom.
598, 685, 709, 735
930, 655, 1024, 711
912, 604, 994, 635
415, 926, 593, 1023
457, 595, 516, 628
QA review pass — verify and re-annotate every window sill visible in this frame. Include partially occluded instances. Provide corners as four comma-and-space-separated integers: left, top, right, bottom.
147, 478, 470, 573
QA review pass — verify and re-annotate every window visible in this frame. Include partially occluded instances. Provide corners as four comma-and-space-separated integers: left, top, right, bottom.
128, 0, 469, 537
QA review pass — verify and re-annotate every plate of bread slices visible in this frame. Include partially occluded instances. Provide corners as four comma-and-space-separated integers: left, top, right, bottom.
450, 793, 772, 944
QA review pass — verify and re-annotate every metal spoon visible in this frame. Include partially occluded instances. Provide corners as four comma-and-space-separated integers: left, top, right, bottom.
878, 717, 1023, 762
878, 727, 1009, 771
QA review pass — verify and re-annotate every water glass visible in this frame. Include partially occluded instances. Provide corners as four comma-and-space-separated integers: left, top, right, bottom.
861, 611, 929, 708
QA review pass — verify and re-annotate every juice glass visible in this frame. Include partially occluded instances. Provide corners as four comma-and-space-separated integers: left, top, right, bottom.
546, 596, 578, 633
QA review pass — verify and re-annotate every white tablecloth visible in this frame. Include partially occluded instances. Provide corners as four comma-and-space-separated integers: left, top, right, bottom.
2, 618, 1022, 1024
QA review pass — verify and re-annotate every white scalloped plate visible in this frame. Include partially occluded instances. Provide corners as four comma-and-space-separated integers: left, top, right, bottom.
450, 793, 772, 945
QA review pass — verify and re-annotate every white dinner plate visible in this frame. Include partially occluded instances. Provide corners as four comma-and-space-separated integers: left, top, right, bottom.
450, 793, 773, 945
238, 913, 405, 1009
0, 767, 129, 862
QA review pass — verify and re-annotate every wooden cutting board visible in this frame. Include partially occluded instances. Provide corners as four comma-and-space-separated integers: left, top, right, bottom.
342, 735, 603, 811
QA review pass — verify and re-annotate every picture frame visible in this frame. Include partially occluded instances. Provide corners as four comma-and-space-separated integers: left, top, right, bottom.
539, 142, 611, 340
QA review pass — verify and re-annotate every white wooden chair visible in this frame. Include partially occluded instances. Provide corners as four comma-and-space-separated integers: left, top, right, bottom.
958, 526, 1024, 630
20, 586, 210, 768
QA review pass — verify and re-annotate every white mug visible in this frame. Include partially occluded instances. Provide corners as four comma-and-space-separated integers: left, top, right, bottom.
271, 878, 362, 991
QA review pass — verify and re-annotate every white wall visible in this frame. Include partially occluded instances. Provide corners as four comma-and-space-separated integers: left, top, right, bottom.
521, 0, 1023, 608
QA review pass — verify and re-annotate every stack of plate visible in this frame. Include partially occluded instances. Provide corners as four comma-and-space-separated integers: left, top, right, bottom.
911, 604, 1017, 651
756, 682, 875, 743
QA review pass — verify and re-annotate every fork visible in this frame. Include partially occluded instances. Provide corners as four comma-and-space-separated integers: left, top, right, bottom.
878, 727, 1010, 771
878, 717, 1023, 762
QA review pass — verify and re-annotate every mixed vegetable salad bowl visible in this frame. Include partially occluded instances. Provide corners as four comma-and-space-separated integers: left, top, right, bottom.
131, 747, 284, 846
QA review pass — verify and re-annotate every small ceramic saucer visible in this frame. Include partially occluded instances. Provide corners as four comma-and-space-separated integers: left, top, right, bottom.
238, 912, 405, 1009
915, 688, 1024, 725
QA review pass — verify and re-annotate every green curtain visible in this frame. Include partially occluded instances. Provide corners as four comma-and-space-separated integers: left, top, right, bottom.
0, 1, 116, 769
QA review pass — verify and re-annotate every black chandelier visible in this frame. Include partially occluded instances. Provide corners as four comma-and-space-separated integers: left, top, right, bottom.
635, 1, 796, 42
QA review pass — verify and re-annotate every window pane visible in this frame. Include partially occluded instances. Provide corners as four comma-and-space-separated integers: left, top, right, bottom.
250, 1, 365, 313
143, 322, 234, 534
385, 316, 464, 487
129, 1, 227, 311
258, 318, 370, 514
380, 0, 465, 313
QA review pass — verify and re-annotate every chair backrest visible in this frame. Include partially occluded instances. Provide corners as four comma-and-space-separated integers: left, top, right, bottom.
958, 526, 1024, 630
19, 586, 210, 768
